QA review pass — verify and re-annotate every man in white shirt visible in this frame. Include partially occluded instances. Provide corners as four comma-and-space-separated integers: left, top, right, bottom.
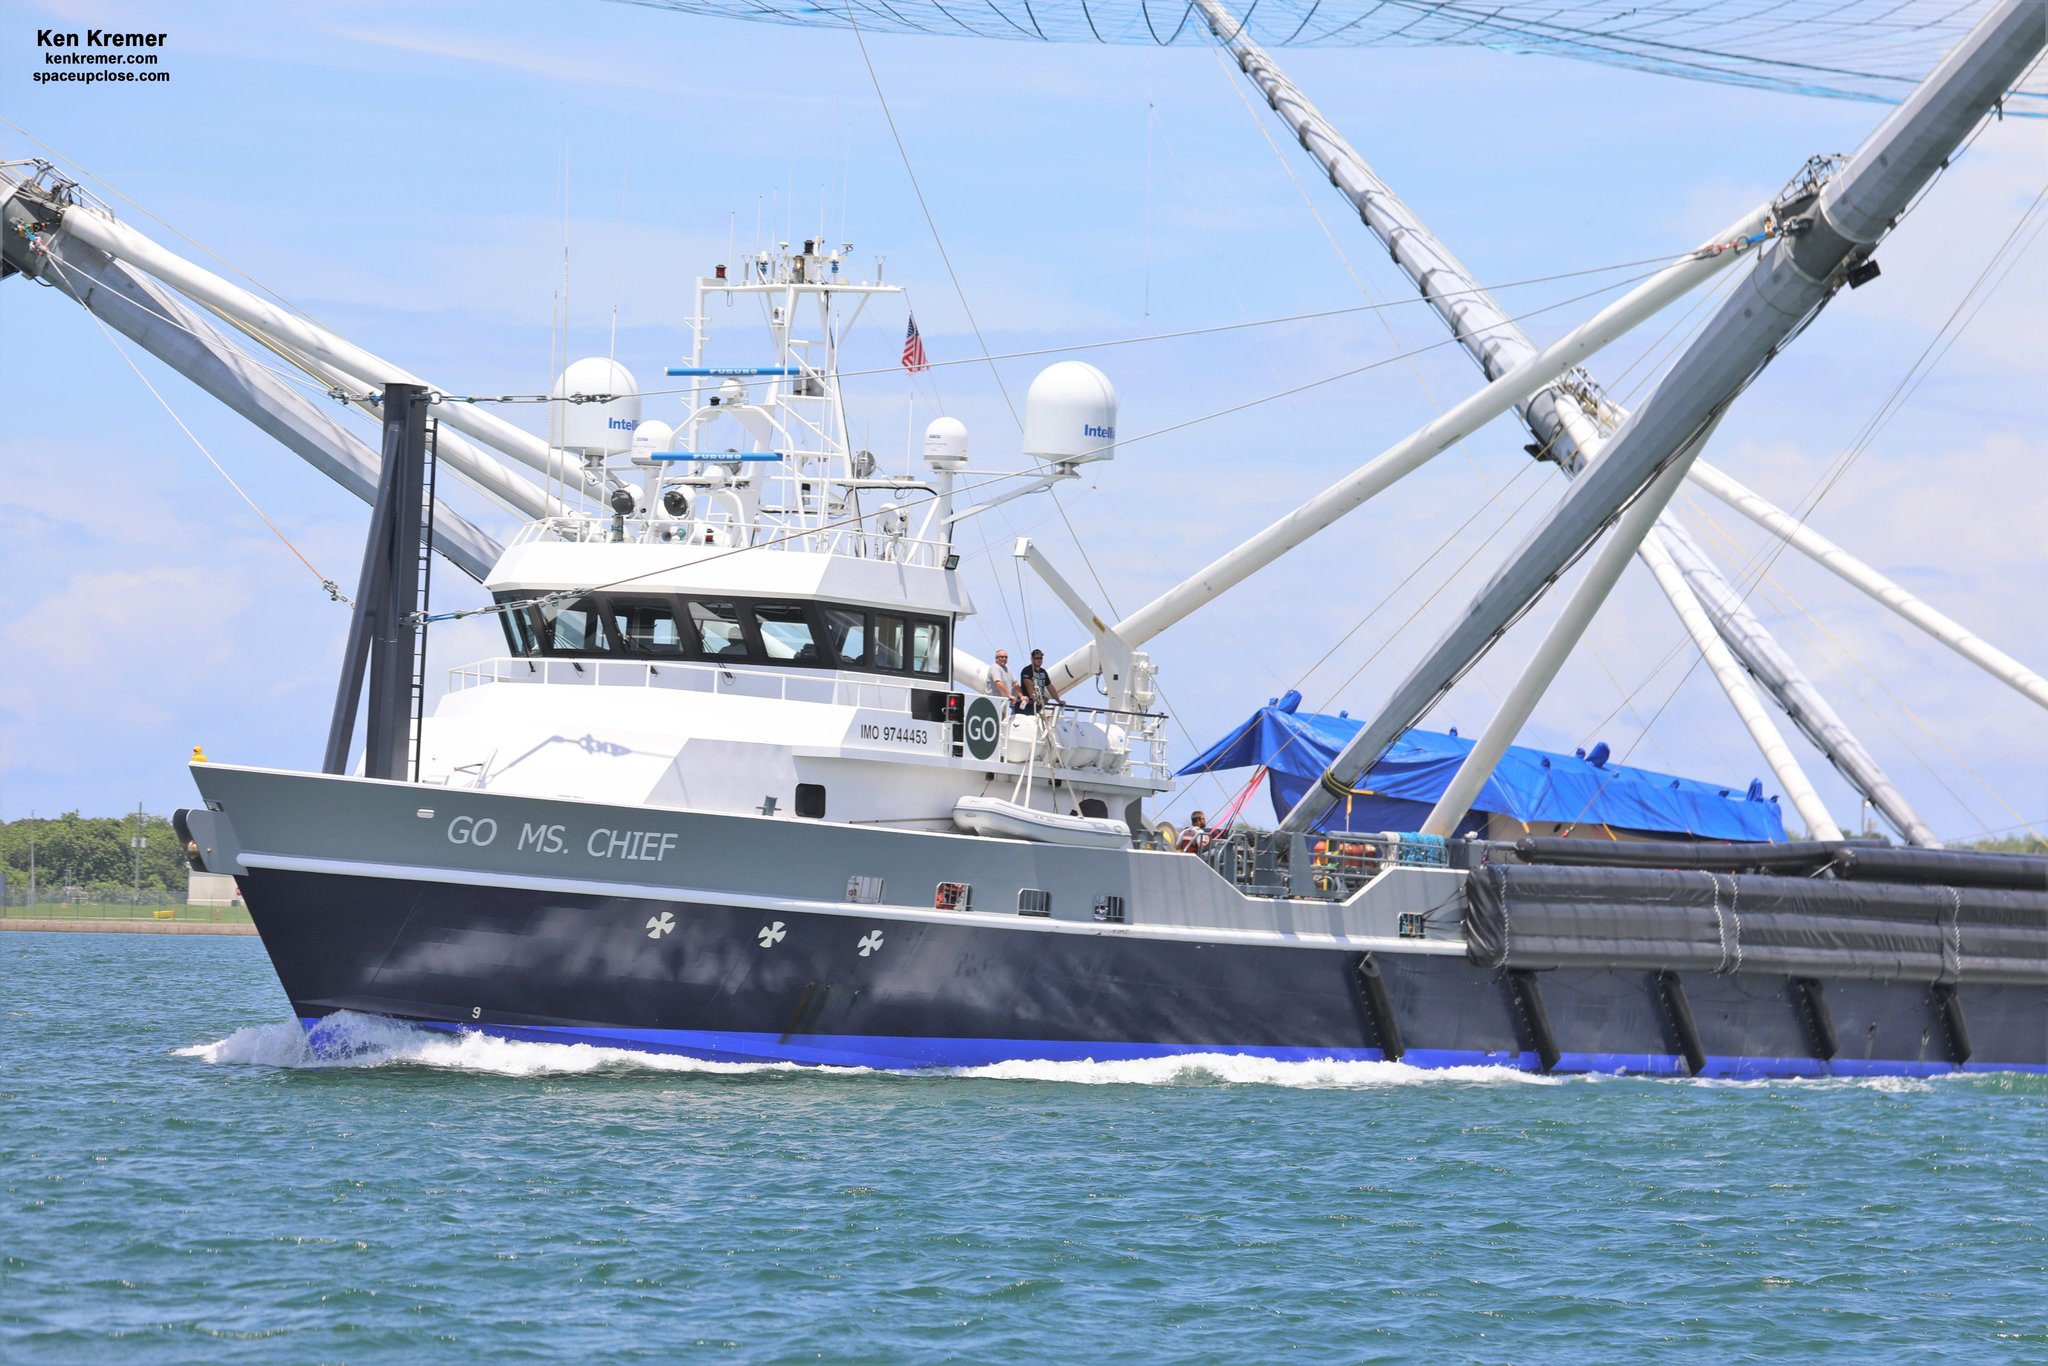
981, 650, 1014, 703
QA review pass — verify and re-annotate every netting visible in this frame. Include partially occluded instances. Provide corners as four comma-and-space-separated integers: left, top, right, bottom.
610, 0, 2047, 109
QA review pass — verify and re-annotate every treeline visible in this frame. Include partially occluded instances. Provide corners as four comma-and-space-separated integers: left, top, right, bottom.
0, 811, 190, 901
1956, 834, 2047, 854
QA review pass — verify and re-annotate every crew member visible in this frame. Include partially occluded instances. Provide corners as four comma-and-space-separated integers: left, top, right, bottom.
1020, 649, 1063, 707
1177, 811, 1214, 852
982, 650, 1015, 703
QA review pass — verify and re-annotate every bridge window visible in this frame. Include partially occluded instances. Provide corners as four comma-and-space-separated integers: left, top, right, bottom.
910, 620, 946, 676
492, 590, 947, 678
822, 606, 866, 666
538, 597, 609, 654
873, 614, 906, 671
497, 599, 541, 656
689, 601, 748, 657
753, 604, 819, 663
609, 597, 686, 655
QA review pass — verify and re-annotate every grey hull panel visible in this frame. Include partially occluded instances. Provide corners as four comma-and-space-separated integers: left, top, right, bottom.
192, 766, 2048, 1073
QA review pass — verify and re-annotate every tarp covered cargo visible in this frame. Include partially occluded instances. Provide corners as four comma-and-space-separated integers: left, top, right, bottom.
1180, 691, 1785, 843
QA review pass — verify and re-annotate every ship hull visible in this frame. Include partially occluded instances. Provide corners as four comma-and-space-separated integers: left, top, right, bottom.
240, 865, 2046, 1076
184, 766, 2046, 1077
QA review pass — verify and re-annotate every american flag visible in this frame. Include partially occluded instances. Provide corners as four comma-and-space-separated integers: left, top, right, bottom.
901, 313, 929, 373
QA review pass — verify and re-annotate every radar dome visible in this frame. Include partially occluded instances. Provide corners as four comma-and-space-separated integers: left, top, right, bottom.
630, 418, 675, 462
1023, 361, 1116, 466
551, 358, 642, 458
923, 416, 969, 470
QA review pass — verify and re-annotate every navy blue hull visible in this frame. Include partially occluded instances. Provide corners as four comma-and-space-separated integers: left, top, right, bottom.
243, 869, 2048, 1075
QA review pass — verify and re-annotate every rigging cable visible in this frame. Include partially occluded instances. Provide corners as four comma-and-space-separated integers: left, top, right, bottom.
1073, 91, 1312, 699
1174, 259, 1750, 821
20, 247, 337, 398
1, 118, 353, 337
445, 246, 1718, 406
443, 244, 1695, 638
1293, 259, 1745, 718
1205, 36, 1505, 502
1485, 155, 2045, 834
842, 0, 1022, 427
1551, 182, 2048, 835
1201, 24, 1736, 781
1576, 178, 2048, 753
46, 254, 353, 607
1636, 93, 2047, 621
1678, 490, 2041, 843
423, 459, 1093, 621
837, 0, 1119, 628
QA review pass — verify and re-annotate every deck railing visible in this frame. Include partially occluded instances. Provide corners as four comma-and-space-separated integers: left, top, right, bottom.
446, 655, 919, 710
506, 515, 953, 570
1198, 830, 1395, 900
443, 659, 1174, 783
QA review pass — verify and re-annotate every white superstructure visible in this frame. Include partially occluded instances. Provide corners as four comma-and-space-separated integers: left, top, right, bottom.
415, 246, 1171, 839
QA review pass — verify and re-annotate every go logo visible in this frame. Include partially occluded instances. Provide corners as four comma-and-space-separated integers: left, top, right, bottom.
446, 815, 499, 847
964, 696, 1002, 761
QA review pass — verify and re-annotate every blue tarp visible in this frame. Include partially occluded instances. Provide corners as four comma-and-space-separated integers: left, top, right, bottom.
1180, 691, 1785, 843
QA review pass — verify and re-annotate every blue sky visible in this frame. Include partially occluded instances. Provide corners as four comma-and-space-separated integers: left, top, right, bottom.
2, 0, 2042, 842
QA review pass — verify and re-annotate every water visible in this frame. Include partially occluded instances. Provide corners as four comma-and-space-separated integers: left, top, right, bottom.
3, 934, 2043, 1362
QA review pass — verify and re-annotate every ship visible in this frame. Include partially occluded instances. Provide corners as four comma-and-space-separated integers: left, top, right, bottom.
5, 0, 2043, 1076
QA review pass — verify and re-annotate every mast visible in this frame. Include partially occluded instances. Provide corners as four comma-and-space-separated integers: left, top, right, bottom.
1187, 0, 1847, 833
1192, 0, 1955, 842
1279, 0, 2047, 837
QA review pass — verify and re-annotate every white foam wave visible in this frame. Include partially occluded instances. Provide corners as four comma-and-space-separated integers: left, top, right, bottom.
176, 1014, 1565, 1088
175, 1012, 818, 1078
186, 1015, 2021, 1090
1686, 1072, 1945, 1093
939, 1053, 1562, 1088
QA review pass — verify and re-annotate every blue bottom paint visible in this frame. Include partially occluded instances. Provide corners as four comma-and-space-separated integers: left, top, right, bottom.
300, 1017, 2048, 1077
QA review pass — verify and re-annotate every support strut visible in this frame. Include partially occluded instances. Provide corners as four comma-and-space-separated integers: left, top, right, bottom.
324, 383, 431, 780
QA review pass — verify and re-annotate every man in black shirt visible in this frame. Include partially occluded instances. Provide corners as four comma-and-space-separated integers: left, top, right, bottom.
1020, 649, 1062, 709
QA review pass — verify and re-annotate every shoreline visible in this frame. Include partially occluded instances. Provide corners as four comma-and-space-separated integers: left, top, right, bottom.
0, 918, 256, 936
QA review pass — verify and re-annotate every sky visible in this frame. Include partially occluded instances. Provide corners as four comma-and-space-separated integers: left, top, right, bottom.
1, 0, 2042, 843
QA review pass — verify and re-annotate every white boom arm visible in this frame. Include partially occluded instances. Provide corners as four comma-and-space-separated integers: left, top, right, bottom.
56, 205, 603, 496
1421, 414, 1845, 842
1183, 0, 1841, 835
1686, 460, 2048, 711
1194, 0, 1968, 845
1281, 0, 2045, 836
255, 345, 572, 523
0, 181, 501, 581
1048, 202, 1770, 690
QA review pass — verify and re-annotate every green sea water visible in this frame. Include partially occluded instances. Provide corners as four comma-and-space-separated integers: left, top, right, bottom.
3, 932, 2043, 1361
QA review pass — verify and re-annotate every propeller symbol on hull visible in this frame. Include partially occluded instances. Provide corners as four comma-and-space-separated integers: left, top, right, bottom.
856, 930, 884, 957
646, 912, 676, 939
758, 921, 787, 948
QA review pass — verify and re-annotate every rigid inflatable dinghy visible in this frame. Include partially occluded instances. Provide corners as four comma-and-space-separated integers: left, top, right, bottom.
952, 795, 1131, 849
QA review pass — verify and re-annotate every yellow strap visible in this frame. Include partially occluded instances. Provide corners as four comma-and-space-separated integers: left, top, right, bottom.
1318, 768, 1376, 800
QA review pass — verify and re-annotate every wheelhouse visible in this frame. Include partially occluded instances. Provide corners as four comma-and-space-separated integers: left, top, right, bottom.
495, 591, 951, 680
